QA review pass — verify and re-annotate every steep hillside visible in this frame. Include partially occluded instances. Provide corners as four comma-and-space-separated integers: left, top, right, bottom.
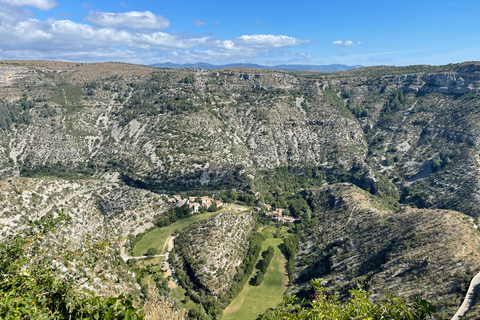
0, 60, 479, 216
292, 183, 480, 319
0, 176, 166, 238
173, 211, 255, 296
1, 60, 480, 319
0, 176, 167, 297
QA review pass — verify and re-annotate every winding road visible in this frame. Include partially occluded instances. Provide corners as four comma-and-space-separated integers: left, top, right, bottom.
451, 272, 480, 320
119, 236, 175, 262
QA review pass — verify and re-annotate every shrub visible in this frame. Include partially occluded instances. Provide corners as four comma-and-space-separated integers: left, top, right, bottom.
258, 279, 436, 319
0, 215, 144, 319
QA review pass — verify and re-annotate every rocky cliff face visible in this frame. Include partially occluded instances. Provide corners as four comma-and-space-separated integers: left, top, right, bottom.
0, 60, 480, 216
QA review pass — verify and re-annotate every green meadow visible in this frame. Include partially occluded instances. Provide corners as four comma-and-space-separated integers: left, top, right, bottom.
132, 210, 219, 256
222, 237, 288, 320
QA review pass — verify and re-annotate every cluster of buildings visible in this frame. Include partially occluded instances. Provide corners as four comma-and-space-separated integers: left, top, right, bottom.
166, 194, 223, 213
254, 205, 296, 224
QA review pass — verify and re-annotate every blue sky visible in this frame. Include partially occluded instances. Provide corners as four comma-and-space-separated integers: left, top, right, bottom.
0, 0, 478, 66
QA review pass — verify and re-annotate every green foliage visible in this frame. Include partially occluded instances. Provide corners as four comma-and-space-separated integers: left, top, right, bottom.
154, 203, 192, 228
219, 190, 238, 203
384, 89, 407, 115
346, 98, 370, 119
0, 99, 33, 130
237, 193, 256, 206
251, 271, 264, 286
259, 279, 436, 320
0, 215, 144, 319
146, 247, 158, 256
251, 246, 275, 287
281, 235, 299, 285
287, 197, 310, 218
431, 147, 461, 172
257, 166, 325, 205
323, 87, 355, 120
179, 76, 196, 84
207, 203, 219, 212
51, 82, 83, 110
259, 246, 275, 274
20, 161, 95, 180
38, 103, 57, 118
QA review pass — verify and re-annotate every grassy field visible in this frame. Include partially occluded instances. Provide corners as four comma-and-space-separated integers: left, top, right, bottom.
170, 286, 197, 310
222, 237, 289, 320
132, 210, 219, 256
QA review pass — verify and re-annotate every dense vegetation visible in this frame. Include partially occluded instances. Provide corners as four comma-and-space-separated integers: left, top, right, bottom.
251, 246, 275, 286
20, 161, 95, 179
259, 279, 435, 320
282, 235, 300, 285
0, 98, 33, 130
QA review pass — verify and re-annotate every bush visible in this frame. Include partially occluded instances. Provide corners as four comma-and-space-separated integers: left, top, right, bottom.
258, 279, 436, 320
0, 215, 144, 319
146, 247, 158, 256
251, 271, 264, 286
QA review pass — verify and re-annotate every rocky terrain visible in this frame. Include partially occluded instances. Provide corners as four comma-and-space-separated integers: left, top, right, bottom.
0, 176, 166, 238
0, 176, 167, 298
0, 60, 479, 217
173, 211, 255, 295
293, 183, 480, 319
1, 59, 480, 318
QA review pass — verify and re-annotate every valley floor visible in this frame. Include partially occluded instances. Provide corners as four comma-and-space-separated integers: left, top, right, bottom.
222, 237, 289, 320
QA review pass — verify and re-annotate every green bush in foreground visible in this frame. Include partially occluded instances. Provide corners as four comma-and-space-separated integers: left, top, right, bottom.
259, 279, 435, 320
0, 215, 144, 319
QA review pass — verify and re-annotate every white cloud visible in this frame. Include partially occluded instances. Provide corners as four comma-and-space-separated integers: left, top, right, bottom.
0, 0, 58, 10
85, 11, 169, 30
191, 20, 206, 27
235, 34, 310, 48
0, 3, 312, 65
332, 40, 361, 46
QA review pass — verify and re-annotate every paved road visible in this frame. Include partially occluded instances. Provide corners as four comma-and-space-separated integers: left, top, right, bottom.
451, 272, 480, 320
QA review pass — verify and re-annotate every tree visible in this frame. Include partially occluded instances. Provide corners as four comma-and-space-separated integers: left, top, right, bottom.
258, 279, 436, 320
147, 247, 158, 256
207, 203, 218, 212
251, 271, 264, 286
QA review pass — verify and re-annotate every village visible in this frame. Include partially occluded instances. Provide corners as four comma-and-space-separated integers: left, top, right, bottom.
166, 192, 297, 224
166, 194, 224, 213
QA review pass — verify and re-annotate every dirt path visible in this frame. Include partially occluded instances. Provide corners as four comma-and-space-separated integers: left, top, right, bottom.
162, 236, 174, 253
451, 272, 480, 320
120, 234, 177, 262
119, 242, 168, 261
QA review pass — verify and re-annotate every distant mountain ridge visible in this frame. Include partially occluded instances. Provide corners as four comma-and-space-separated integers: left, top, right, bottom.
150, 62, 363, 72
